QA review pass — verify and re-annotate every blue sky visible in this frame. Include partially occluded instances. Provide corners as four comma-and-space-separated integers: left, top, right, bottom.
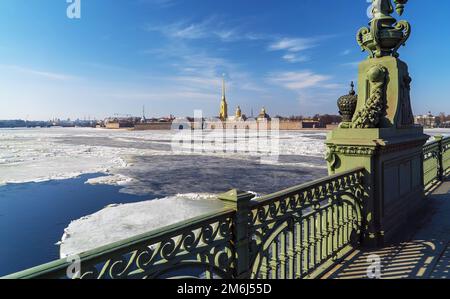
0, 0, 449, 120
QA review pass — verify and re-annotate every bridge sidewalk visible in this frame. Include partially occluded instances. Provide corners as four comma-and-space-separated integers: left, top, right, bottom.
322, 181, 450, 279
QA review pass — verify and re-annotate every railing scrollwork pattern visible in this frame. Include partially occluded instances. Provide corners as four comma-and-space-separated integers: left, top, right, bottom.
248, 169, 366, 279
443, 137, 450, 176
4, 210, 236, 279
423, 136, 450, 192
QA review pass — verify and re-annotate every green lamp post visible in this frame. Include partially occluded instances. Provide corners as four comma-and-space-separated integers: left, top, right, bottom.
327, 0, 429, 247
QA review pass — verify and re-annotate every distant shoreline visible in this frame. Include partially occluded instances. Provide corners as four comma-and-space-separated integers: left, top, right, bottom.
2, 126, 450, 133
0, 126, 334, 131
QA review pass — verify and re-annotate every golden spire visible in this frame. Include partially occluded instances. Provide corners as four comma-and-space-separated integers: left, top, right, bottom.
222, 74, 226, 100
219, 74, 228, 121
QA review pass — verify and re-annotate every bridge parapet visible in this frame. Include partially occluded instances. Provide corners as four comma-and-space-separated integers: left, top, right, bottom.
3, 169, 367, 279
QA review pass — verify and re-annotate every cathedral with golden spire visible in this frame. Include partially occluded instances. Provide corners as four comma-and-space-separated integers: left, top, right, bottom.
209, 76, 279, 129
218, 76, 250, 122
219, 75, 228, 121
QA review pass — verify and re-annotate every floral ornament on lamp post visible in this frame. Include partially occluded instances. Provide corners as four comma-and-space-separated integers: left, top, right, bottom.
352, 64, 388, 128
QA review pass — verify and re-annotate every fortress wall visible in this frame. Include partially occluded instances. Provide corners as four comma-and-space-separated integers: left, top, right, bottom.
279, 121, 302, 130
204, 120, 305, 130
134, 123, 172, 130
105, 123, 121, 129
133, 120, 332, 131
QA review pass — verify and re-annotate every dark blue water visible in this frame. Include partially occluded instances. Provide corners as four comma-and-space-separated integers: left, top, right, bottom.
0, 174, 150, 276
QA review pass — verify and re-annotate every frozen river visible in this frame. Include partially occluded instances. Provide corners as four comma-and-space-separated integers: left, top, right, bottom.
0, 127, 448, 275
0, 127, 329, 192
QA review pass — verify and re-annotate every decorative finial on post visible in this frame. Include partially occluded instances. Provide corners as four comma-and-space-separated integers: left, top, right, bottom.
394, 0, 408, 16
357, 0, 411, 58
337, 82, 358, 127
350, 81, 356, 95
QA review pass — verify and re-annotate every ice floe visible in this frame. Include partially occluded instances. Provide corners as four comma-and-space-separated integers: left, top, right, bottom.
59, 193, 225, 258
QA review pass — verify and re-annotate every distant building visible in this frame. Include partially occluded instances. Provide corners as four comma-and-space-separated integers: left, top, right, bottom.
227, 106, 247, 122
205, 77, 270, 130
300, 119, 325, 129
105, 117, 139, 129
200, 77, 333, 131
415, 112, 437, 128
127, 77, 338, 132
257, 107, 271, 121
133, 115, 175, 131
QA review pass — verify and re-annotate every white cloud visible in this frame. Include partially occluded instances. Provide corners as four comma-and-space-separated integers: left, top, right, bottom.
268, 38, 316, 53
266, 71, 345, 113
282, 54, 310, 63
145, 15, 271, 44
146, 17, 248, 42
268, 37, 318, 64
213, 29, 241, 42
146, 21, 208, 39
172, 23, 209, 39
0, 65, 77, 81
268, 71, 332, 91
171, 55, 267, 95
142, 40, 267, 94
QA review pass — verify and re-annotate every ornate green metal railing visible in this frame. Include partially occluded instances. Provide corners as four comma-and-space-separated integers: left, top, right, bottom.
3, 209, 236, 279
423, 141, 441, 190
3, 168, 366, 279
444, 137, 450, 176
248, 168, 366, 279
423, 136, 450, 192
